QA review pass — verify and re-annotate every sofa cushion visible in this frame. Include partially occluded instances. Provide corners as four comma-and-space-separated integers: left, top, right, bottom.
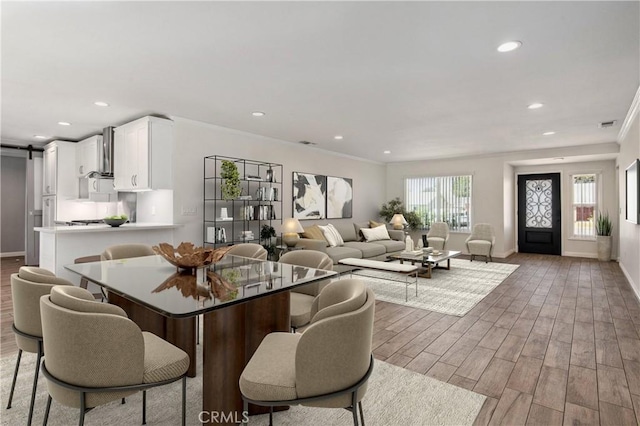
326, 246, 363, 264
302, 225, 327, 244
361, 225, 390, 242
369, 220, 385, 228
319, 224, 344, 247
370, 239, 406, 253
353, 222, 370, 241
331, 222, 358, 242
343, 242, 386, 258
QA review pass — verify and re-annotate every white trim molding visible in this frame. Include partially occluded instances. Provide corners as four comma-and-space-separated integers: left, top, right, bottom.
562, 251, 599, 259
620, 261, 640, 303
618, 85, 640, 144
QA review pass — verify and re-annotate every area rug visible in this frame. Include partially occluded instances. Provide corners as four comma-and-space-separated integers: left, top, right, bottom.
340, 258, 519, 316
1, 348, 485, 425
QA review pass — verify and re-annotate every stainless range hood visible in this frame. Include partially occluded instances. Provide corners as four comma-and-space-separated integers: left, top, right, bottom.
84, 126, 115, 178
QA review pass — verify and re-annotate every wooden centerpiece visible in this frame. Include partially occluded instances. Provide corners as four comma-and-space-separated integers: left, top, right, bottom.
153, 242, 232, 271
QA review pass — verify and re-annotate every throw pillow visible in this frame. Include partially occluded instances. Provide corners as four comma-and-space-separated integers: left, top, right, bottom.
318, 224, 344, 247
302, 225, 327, 244
361, 225, 391, 242
369, 220, 385, 228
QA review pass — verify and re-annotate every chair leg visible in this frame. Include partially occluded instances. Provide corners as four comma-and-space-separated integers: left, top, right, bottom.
182, 377, 187, 426
122, 398, 126, 404
142, 390, 147, 425
43, 395, 52, 426
79, 393, 86, 426
351, 392, 359, 426
358, 401, 365, 426
269, 406, 274, 426
196, 315, 200, 345
242, 400, 249, 426
6, 348, 22, 409
28, 344, 43, 426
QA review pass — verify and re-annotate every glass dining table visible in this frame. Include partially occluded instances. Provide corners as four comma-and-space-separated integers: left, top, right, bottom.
65, 254, 336, 424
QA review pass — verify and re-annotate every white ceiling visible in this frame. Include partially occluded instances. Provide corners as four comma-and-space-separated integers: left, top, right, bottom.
2, 1, 638, 163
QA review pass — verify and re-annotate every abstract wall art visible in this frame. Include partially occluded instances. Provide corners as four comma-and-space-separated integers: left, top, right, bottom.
326, 176, 353, 219
293, 172, 327, 220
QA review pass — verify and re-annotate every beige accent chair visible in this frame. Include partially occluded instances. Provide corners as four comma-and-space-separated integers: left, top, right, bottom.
239, 279, 375, 425
101, 243, 155, 261
7, 267, 72, 425
227, 243, 268, 260
426, 222, 450, 250
39, 286, 189, 426
465, 223, 495, 262
279, 250, 333, 331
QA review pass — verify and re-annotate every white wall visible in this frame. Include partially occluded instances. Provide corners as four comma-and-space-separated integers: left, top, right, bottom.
386, 143, 619, 258
618, 107, 640, 296
170, 117, 386, 244
514, 160, 617, 259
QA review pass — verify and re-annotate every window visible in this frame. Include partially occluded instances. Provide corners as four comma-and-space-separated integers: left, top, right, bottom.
571, 174, 597, 238
405, 175, 472, 231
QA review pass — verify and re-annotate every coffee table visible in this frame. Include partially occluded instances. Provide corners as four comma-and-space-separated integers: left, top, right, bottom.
388, 250, 461, 278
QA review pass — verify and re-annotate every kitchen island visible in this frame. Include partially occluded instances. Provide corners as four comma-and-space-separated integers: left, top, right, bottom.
35, 223, 179, 288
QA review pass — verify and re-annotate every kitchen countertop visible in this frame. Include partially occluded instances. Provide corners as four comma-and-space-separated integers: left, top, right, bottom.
35, 223, 180, 234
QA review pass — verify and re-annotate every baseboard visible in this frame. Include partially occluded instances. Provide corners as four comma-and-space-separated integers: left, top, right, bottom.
0, 251, 24, 258
562, 251, 599, 259
619, 261, 640, 302
496, 249, 515, 258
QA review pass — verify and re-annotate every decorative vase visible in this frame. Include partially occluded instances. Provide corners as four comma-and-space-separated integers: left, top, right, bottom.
596, 235, 611, 261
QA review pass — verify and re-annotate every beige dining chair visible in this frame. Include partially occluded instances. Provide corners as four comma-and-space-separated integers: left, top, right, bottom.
39, 285, 189, 426
278, 250, 333, 331
101, 243, 155, 260
7, 267, 72, 426
239, 279, 375, 425
465, 223, 495, 262
227, 243, 268, 260
426, 222, 450, 250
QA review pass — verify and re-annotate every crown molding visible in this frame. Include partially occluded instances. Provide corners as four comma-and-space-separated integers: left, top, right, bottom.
618, 85, 640, 144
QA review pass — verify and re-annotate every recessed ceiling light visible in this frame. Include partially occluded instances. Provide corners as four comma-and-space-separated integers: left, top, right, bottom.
252, 111, 265, 117
497, 41, 522, 53
383, 150, 391, 154
94, 101, 109, 107
334, 135, 343, 140
527, 103, 544, 110
34, 135, 48, 139
58, 121, 71, 126
542, 131, 556, 136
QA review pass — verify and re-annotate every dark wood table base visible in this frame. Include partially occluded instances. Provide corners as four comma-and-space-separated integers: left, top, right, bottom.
203, 291, 290, 425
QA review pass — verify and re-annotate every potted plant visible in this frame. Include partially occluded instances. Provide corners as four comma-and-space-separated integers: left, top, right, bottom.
220, 160, 241, 200
260, 224, 277, 259
379, 198, 422, 230
595, 211, 613, 261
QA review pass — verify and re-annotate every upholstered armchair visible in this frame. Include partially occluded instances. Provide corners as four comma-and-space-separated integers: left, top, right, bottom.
426, 222, 450, 250
101, 243, 155, 260
239, 279, 375, 425
465, 223, 495, 262
278, 250, 333, 331
227, 243, 268, 260
7, 267, 72, 425
39, 286, 189, 426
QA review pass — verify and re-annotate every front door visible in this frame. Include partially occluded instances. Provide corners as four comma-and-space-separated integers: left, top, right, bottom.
518, 173, 561, 255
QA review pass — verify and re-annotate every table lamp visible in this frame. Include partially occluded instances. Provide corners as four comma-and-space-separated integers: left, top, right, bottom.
282, 218, 304, 247
390, 214, 408, 230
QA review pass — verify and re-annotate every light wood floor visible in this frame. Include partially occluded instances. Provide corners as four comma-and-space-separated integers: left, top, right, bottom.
2, 253, 639, 424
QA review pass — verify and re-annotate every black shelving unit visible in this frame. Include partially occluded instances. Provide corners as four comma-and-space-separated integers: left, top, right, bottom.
204, 155, 283, 248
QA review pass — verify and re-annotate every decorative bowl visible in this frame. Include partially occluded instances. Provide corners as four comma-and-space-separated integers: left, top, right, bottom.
153, 242, 233, 270
103, 218, 127, 227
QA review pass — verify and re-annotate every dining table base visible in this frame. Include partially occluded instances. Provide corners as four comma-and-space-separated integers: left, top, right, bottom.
202, 290, 291, 425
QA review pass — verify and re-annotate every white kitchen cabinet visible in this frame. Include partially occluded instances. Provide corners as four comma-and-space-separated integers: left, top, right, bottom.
43, 141, 76, 197
42, 195, 56, 227
88, 178, 116, 202
114, 116, 173, 191
43, 145, 57, 195
75, 135, 101, 177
